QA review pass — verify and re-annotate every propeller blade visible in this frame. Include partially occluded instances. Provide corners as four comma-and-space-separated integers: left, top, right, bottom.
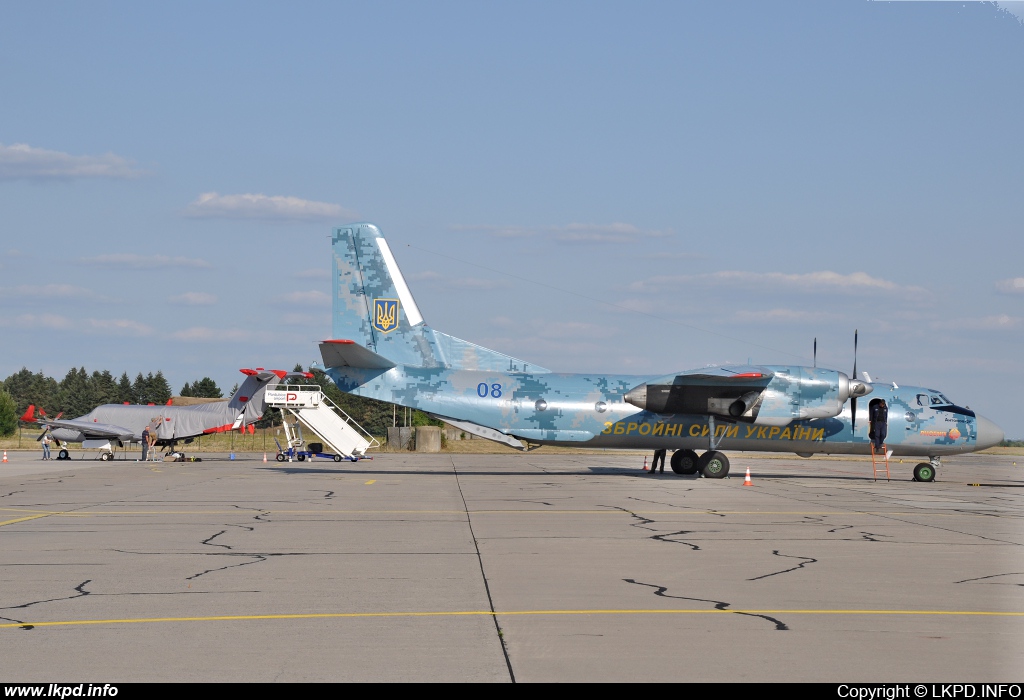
853, 329, 858, 381
813, 338, 817, 368
851, 329, 859, 434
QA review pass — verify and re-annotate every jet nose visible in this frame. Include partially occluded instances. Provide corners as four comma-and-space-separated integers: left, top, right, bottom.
975, 416, 1004, 451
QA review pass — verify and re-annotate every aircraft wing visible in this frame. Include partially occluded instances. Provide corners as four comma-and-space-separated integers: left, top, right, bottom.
624, 365, 774, 415
42, 418, 136, 441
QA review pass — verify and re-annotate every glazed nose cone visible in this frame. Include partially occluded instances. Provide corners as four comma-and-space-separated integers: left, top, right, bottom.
975, 416, 1004, 451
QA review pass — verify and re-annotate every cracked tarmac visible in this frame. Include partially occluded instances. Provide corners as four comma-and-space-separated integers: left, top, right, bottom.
0, 450, 1021, 681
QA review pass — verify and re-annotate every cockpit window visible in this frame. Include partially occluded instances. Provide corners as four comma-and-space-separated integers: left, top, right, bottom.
917, 394, 929, 407
930, 394, 951, 406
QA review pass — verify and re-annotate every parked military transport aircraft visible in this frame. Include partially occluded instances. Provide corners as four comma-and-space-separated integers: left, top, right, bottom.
314, 223, 1004, 482
23, 369, 308, 460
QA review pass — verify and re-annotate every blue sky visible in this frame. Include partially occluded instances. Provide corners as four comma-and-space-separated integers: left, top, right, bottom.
1, 1, 1022, 436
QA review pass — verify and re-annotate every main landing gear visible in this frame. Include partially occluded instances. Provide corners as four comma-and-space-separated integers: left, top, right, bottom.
667, 415, 732, 478
670, 449, 730, 478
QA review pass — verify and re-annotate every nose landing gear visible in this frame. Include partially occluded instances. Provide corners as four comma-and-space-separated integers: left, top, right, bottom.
913, 457, 939, 482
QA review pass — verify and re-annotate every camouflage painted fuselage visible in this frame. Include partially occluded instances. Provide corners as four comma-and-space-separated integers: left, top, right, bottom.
322, 222, 1001, 458
326, 364, 981, 457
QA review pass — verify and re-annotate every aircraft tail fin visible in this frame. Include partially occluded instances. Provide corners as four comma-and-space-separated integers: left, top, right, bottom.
229, 369, 286, 424
331, 223, 547, 372
21, 405, 35, 422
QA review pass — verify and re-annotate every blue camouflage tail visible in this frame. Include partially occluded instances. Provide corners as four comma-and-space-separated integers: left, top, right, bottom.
331, 223, 548, 372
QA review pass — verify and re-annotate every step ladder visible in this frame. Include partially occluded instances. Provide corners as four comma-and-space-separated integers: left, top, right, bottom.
870, 443, 890, 482
264, 385, 380, 458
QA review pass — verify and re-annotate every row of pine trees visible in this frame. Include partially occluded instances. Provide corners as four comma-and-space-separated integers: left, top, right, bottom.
0, 365, 421, 439
2, 367, 222, 419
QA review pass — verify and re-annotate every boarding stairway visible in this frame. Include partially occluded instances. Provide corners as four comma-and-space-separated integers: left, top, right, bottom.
264, 385, 379, 458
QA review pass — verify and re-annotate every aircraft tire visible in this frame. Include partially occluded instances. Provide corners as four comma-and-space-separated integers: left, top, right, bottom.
100, 452, 112, 462
913, 463, 936, 482
670, 449, 700, 475
699, 451, 730, 478
333, 455, 343, 462
276, 453, 285, 462
58, 449, 69, 460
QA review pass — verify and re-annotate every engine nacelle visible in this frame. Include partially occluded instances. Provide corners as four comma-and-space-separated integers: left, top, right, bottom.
623, 365, 873, 425
754, 367, 870, 425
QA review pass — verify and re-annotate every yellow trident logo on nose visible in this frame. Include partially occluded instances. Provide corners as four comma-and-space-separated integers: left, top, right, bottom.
373, 299, 400, 333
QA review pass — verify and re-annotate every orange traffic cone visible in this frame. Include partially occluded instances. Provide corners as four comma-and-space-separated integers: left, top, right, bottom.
743, 468, 752, 486
2, 451, 6, 463
263, 453, 268, 463
643, 456, 648, 471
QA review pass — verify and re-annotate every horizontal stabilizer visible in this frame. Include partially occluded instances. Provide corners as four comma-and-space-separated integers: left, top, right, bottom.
320, 340, 397, 370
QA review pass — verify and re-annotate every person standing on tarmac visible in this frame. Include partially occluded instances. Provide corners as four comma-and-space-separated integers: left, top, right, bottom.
141, 426, 150, 462
649, 448, 666, 474
41, 431, 51, 460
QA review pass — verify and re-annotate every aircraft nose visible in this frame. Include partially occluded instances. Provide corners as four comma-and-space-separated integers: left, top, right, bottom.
975, 416, 1004, 451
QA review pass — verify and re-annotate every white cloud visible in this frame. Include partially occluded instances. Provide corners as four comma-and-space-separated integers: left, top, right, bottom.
995, 2, 1024, 24
184, 192, 353, 222
0, 313, 73, 330
168, 292, 217, 306
453, 222, 670, 243
84, 318, 154, 336
995, 277, 1024, 295
2, 284, 109, 301
280, 312, 330, 327
409, 271, 508, 290
171, 326, 256, 342
553, 222, 671, 243
930, 314, 1021, 332
0, 143, 144, 180
629, 270, 917, 295
733, 308, 833, 324
640, 251, 703, 261
278, 290, 331, 306
80, 253, 211, 269
0, 314, 153, 335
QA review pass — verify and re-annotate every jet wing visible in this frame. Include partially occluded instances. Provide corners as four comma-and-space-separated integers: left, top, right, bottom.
624, 365, 774, 415
43, 418, 137, 441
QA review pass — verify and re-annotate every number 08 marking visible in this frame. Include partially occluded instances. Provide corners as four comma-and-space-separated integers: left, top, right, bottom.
477, 383, 502, 399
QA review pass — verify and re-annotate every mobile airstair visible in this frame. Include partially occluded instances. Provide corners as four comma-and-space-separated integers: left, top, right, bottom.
870, 443, 890, 482
264, 385, 379, 460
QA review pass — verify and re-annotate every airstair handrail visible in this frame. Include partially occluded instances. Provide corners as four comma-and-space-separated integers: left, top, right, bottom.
268, 384, 380, 452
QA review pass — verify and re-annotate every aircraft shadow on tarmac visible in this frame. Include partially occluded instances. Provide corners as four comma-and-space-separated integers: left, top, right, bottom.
258, 465, 926, 482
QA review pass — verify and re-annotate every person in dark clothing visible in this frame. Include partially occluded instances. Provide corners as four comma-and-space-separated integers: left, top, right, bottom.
649, 448, 666, 474
141, 426, 150, 462
869, 400, 888, 451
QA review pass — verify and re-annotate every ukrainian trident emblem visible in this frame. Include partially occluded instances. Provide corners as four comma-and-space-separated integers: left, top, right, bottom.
373, 299, 400, 334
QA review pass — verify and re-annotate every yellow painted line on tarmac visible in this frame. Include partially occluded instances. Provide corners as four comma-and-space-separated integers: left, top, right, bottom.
0, 512, 58, 528
0, 507, 997, 518
364, 480, 376, 485
3, 608, 1022, 630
